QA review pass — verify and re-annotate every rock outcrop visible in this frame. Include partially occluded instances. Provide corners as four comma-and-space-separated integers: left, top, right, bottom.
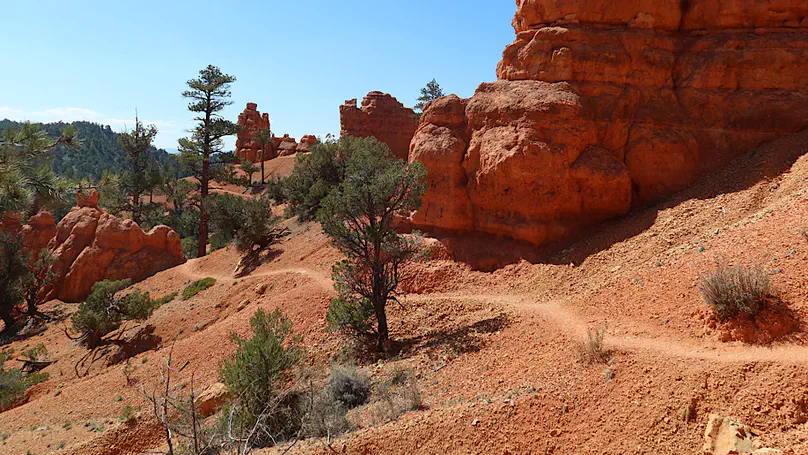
408, 0, 808, 247
235, 103, 272, 163
276, 134, 299, 157
296, 135, 318, 154
47, 189, 185, 302
340, 92, 419, 160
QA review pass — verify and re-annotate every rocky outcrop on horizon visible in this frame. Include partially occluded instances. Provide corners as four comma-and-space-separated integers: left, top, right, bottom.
408, 0, 808, 247
43, 189, 186, 302
340, 92, 419, 160
235, 102, 273, 163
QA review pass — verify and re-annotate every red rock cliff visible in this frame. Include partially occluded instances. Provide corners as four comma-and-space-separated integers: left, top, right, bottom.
235, 103, 272, 163
340, 92, 419, 160
46, 189, 186, 302
409, 0, 808, 247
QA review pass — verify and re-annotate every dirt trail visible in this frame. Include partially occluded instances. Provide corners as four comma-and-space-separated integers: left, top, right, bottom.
406, 293, 808, 364
178, 260, 334, 290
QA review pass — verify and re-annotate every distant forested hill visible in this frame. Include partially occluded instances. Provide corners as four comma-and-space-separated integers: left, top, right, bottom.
0, 119, 176, 181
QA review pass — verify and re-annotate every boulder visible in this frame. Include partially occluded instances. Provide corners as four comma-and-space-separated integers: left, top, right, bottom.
407, 0, 808, 248
235, 103, 273, 163
340, 92, 419, 160
296, 134, 317, 153
47, 191, 185, 302
195, 382, 229, 418
702, 414, 756, 455
277, 135, 300, 157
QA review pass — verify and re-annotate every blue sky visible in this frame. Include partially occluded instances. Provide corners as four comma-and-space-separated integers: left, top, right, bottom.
0, 1, 516, 150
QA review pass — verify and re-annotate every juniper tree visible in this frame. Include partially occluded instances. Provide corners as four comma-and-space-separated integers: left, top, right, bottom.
119, 118, 158, 223
414, 79, 445, 115
318, 137, 427, 351
178, 65, 238, 258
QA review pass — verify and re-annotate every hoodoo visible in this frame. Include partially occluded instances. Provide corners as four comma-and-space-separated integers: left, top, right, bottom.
46, 189, 186, 302
408, 0, 808, 247
340, 91, 419, 160
235, 102, 272, 163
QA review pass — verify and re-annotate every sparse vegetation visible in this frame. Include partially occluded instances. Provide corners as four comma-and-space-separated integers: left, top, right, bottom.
329, 365, 371, 410
207, 194, 287, 269
220, 308, 303, 446
120, 404, 136, 424
698, 261, 774, 321
0, 353, 49, 410
153, 292, 179, 307
361, 369, 421, 426
577, 326, 610, 365
181, 278, 216, 300
71, 280, 156, 348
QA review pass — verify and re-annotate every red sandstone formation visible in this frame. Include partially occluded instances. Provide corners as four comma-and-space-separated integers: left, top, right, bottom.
296, 135, 317, 154
408, 0, 808, 247
275, 134, 298, 157
235, 103, 272, 163
46, 189, 185, 302
340, 92, 418, 160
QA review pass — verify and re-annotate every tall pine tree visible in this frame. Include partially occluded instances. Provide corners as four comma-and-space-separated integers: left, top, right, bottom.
119, 117, 158, 223
178, 65, 238, 258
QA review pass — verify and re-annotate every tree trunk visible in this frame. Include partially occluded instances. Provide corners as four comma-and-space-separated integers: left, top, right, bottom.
375, 303, 389, 352
132, 191, 141, 224
260, 149, 266, 185
0, 309, 14, 333
197, 160, 210, 258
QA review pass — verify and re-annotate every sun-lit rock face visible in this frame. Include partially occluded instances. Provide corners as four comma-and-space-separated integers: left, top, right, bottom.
236, 102, 273, 163
47, 189, 185, 302
408, 0, 808, 247
340, 92, 419, 160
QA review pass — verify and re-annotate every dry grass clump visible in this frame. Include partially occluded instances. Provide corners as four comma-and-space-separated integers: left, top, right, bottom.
577, 326, 610, 365
348, 368, 422, 427
698, 261, 774, 321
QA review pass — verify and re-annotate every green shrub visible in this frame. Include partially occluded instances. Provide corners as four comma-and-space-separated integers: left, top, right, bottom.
180, 237, 198, 259
182, 278, 216, 300
120, 404, 136, 423
71, 280, 156, 348
325, 295, 375, 337
699, 262, 773, 321
153, 292, 178, 307
280, 137, 371, 221
0, 354, 48, 410
207, 194, 283, 254
220, 308, 303, 445
329, 366, 371, 410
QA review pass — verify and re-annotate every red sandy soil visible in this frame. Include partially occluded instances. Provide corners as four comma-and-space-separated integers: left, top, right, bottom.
4, 136, 808, 454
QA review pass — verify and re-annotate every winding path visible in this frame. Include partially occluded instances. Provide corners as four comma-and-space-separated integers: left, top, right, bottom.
179, 259, 808, 364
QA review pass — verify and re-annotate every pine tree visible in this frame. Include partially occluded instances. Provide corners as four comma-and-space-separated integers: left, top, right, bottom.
252, 127, 274, 185
414, 79, 445, 115
178, 65, 238, 258
0, 122, 77, 216
119, 118, 158, 223
318, 137, 427, 351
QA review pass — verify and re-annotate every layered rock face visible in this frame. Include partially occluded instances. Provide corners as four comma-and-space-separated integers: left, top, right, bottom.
46, 190, 185, 302
235, 103, 272, 163
340, 92, 419, 160
409, 0, 808, 247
